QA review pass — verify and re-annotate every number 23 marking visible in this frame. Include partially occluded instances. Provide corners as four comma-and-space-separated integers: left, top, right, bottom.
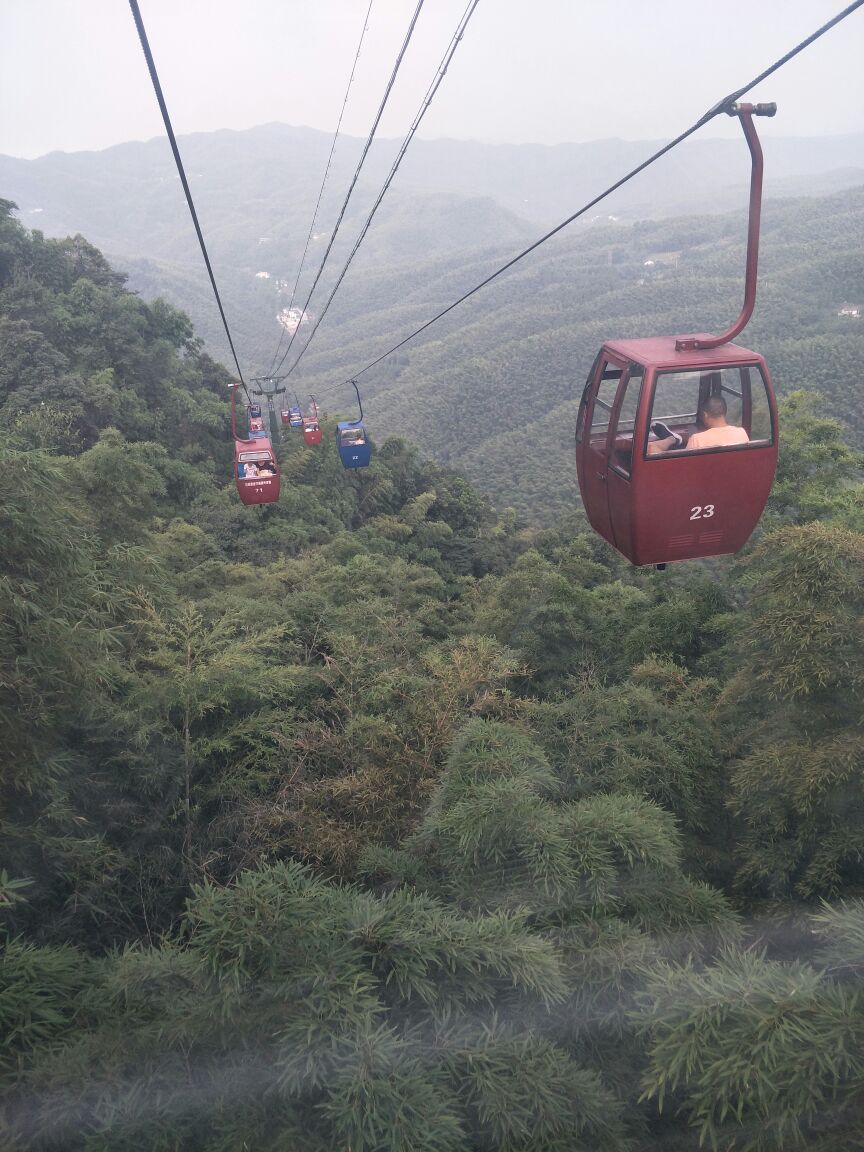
690, 504, 715, 520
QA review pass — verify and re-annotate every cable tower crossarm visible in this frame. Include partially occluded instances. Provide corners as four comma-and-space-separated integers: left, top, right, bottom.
315, 0, 864, 390
128, 0, 249, 397
264, 0, 375, 378
280, 0, 481, 382
270, 0, 427, 376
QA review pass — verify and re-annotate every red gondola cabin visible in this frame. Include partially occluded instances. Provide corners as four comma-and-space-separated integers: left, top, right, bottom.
575, 101, 780, 566
575, 339, 777, 565
303, 418, 322, 446
234, 440, 281, 506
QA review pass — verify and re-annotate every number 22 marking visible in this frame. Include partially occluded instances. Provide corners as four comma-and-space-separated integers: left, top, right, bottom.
690, 504, 715, 520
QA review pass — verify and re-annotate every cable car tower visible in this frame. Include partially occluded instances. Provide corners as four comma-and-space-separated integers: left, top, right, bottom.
250, 375, 289, 440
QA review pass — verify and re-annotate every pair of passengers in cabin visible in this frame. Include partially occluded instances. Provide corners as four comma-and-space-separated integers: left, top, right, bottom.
646, 394, 748, 456
238, 461, 276, 479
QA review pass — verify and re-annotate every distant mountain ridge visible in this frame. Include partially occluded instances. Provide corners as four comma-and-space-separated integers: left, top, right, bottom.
3, 121, 864, 239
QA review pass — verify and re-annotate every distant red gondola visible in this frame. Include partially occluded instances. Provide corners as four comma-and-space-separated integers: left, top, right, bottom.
303, 396, 322, 445
303, 418, 322, 446
575, 103, 779, 565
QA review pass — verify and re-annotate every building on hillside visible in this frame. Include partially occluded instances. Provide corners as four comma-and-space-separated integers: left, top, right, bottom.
277, 306, 308, 332
838, 303, 861, 318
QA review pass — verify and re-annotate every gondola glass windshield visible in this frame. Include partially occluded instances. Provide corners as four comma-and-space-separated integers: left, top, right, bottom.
644, 366, 774, 457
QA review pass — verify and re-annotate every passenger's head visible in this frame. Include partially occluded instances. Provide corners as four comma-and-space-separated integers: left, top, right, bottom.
701, 395, 728, 425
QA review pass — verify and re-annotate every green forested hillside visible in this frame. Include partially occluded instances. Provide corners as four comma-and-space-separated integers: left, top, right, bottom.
14, 168, 860, 526
2, 202, 864, 1151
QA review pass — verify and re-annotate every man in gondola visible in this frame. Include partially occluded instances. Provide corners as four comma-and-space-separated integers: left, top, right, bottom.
648, 396, 748, 455
685, 395, 749, 450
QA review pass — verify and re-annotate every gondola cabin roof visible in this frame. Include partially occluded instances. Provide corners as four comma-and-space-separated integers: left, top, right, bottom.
601, 335, 764, 369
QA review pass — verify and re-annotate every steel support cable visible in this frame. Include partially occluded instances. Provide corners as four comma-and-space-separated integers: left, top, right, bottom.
128, 0, 250, 397
318, 0, 864, 391
280, 0, 481, 382
270, 0, 427, 376
265, 0, 375, 377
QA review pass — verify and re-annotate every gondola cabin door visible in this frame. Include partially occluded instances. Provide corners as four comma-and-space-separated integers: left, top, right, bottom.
575, 352, 637, 547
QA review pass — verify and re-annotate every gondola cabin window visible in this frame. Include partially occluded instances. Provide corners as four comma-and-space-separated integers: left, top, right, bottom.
237, 448, 276, 477
608, 365, 644, 478
575, 360, 644, 478
584, 364, 621, 446
644, 365, 774, 458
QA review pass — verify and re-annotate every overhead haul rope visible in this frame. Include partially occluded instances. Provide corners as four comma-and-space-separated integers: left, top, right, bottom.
270, 0, 427, 376
265, 0, 375, 378
305, 0, 864, 396
128, 0, 250, 397
280, 0, 481, 382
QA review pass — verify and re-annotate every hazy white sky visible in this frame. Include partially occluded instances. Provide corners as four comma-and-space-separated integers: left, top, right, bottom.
2, 0, 863, 159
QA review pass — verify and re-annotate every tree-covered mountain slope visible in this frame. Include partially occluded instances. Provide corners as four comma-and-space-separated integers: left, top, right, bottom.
2, 202, 864, 1152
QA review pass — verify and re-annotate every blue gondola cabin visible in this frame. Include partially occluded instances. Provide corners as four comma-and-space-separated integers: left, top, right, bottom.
336, 421, 371, 469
